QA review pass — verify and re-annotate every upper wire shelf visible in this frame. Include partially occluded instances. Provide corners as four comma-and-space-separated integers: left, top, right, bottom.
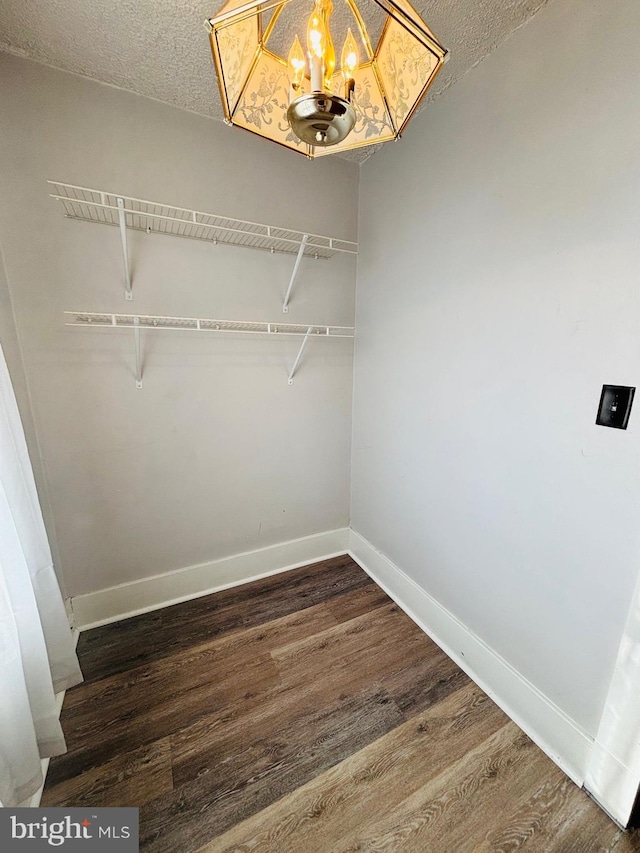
48, 182, 358, 260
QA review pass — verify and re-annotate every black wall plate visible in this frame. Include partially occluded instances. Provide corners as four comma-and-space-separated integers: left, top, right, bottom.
596, 385, 635, 430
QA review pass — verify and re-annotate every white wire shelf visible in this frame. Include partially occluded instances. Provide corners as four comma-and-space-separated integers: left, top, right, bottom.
65, 312, 354, 338
49, 182, 358, 260
65, 312, 355, 387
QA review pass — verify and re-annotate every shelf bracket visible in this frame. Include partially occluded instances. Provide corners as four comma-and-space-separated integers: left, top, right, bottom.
282, 234, 309, 313
133, 317, 143, 389
117, 197, 133, 301
288, 326, 313, 385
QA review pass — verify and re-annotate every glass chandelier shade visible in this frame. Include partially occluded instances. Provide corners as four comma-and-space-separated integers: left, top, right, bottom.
205, 0, 448, 158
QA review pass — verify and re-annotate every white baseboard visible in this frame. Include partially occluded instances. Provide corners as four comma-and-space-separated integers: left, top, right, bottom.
72, 528, 350, 630
348, 529, 593, 788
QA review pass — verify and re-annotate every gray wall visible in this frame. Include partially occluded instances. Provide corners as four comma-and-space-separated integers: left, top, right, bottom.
352, 0, 640, 736
0, 54, 358, 598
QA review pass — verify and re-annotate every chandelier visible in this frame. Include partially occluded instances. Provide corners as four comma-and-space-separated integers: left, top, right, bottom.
205, 0, 448, 158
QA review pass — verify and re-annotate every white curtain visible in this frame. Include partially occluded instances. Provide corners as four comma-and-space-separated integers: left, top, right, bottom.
0, 344, 82, 807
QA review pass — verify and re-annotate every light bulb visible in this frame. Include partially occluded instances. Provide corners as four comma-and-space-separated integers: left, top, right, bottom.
307, 7, 324, 60
341, 27, 358, 100
306, 0, 335, 92
341, 28, 358, 80
288, 35, 306, 91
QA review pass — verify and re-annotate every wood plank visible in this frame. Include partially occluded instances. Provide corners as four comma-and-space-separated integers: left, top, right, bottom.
382, 642, 469, 719
327, 724, 538, 853
196, 682, 509, 853
331, 729, 629, 853
341, 727, 584, 853
52, 571, 389, 789
42, 739, 172, 809
325, 582, 391, 623
64, 600, 338, 716
164, 600, 464, 793
471, 773, 623, 852
51, 601, 340, 785
47, 652, 279, 788
271, 605, 466, 729
140, 685, 404, 853
273, 601, 431, 680
77, 555, 371, 682
169, 677, 398, 787
325, 588, 470, 718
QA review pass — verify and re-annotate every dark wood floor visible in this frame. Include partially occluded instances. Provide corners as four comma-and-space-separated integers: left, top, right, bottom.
43, 555, 640, 852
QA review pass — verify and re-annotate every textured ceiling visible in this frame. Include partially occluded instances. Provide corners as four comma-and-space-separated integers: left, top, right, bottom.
0, 0, 550, 162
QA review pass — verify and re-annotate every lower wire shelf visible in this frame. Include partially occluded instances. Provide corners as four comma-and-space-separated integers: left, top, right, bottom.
65, 311, 355, 387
